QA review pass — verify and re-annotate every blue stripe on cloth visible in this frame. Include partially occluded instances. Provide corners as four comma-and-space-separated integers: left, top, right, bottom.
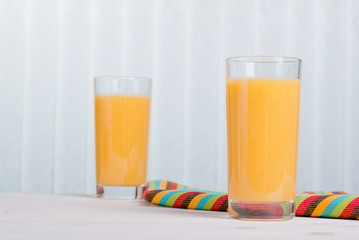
154, 180, 161, 189
196, 194, 216, 210
321, 195, 348, 217
158, 190, 192, 206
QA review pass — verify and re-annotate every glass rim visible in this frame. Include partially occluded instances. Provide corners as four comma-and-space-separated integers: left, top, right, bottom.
94, 76, 152, 82
226, 55, 302, 64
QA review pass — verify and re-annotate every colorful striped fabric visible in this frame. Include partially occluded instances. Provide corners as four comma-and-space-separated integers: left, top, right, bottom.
144, 180, 359, 220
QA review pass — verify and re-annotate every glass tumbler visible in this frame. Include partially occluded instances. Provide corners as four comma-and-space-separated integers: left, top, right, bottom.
94, 76, 151, 199
226, 56, 301, 220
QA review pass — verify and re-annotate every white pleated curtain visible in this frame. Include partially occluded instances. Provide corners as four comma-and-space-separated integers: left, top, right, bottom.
0, 0, 358, 194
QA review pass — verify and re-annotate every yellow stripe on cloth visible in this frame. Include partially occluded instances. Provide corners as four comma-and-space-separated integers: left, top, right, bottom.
188, 193, 208, 210
160, 180, 168, 189
151, 190, 173, 205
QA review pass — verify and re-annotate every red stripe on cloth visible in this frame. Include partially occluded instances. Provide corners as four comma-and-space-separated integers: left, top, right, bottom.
296, 195, 322, 216
334, 191, 347, 195
143, 182, 152, 197
172, 192, 198, 208
339, 197, 359, 219
211, 195, 228, 211
143, 187, 149, 198
171, 182, 178, 190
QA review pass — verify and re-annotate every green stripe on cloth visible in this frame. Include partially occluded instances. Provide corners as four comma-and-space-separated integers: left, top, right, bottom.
330, 196, 358, 218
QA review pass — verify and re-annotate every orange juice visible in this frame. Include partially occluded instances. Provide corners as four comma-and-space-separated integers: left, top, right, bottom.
226, 78, 300, 203
95, 95, 150, 186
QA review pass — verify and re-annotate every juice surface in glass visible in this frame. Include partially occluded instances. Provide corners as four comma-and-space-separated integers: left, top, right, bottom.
95, 95, 150, 186
226, 78, 300, 203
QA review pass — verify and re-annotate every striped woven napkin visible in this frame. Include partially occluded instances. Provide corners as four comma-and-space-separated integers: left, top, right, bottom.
144, 180, 359, 220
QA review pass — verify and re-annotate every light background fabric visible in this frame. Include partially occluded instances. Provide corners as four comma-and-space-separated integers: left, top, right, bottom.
0, 0, 358, 194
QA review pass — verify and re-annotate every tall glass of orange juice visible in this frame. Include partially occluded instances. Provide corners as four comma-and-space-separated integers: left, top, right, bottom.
226, 56, 302, 220
94, 76, 151, 199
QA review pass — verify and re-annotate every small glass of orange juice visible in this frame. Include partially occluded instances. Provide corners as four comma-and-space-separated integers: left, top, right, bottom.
94, 76, 151, 199
226, 56, 302, 220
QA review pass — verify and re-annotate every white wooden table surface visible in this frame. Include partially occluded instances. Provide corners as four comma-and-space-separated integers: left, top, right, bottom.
1, 193, 358, 240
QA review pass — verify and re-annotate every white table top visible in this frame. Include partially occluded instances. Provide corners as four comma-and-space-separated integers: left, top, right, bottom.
1, 193, 358, 239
